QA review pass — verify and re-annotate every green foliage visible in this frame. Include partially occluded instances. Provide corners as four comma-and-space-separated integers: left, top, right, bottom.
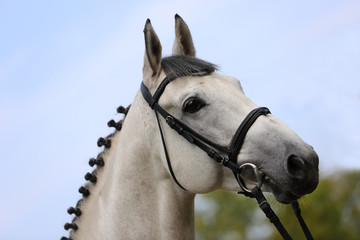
195, 190, 261, 240
195, 170, 360, 240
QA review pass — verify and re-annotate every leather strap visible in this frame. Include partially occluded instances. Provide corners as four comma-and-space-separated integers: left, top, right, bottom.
292, 201, 314, 240
228, 107, 270, 164
154, 110, 186, 190
251, 186, 293, 240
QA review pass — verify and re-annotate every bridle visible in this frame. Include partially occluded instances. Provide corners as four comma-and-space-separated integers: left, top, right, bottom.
140, 74, 314, 240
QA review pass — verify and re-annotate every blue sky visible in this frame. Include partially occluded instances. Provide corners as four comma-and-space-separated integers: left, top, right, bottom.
1, 1, 359, 239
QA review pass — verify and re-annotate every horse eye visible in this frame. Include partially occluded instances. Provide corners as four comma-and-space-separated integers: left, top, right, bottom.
183, 97, 206, 113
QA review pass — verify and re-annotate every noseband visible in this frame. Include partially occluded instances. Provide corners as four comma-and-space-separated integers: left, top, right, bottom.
140, 75, 314, 240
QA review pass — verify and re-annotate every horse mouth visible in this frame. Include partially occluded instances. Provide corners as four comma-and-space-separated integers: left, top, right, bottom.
238, 165, 303, 204
265, 183, 301, 204
262, 175, 302, 204
237, 161, 318, 204
257, 163, 318, 204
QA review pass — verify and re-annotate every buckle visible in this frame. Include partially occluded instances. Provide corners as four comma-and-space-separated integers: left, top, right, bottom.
218, 155, 226, 165
166, 116, 175, 128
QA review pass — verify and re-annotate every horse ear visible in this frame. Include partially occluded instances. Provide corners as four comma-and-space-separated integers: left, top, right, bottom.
143, 19, 162, 79
172, 14, 196, 56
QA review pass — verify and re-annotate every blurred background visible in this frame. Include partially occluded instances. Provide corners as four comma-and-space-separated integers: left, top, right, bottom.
1, 0, 359, 239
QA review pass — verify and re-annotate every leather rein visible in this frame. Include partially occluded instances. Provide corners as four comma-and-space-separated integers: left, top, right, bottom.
140, 75, 314, 240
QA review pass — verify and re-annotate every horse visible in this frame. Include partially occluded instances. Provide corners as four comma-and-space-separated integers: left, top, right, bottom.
61, 14, 319, 240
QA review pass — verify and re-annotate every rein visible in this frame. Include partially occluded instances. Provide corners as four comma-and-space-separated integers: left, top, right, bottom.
140, 76, 314, 240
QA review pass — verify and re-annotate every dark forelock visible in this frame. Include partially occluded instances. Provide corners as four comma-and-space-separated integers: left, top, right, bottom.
161, 55, 217, 80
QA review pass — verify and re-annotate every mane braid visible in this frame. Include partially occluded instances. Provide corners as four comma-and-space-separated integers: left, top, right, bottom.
61, 105, 131, 240
161, 55, 217, 80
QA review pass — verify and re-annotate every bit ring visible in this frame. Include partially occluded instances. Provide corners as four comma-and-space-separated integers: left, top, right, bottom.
237, 163, 263, 193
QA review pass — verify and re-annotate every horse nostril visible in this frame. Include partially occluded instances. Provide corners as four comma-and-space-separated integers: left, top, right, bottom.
285, 154, 306, 180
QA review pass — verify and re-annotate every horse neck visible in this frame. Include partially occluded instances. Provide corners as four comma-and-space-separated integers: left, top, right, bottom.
71, 91, 196, 240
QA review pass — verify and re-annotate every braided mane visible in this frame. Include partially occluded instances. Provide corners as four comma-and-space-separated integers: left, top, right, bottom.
61, 105, 130, 240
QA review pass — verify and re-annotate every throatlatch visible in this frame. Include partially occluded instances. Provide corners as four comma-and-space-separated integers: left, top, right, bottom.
141, 75, 314, 240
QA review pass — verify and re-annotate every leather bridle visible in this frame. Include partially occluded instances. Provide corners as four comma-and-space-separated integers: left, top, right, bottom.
140, 74, 314, 240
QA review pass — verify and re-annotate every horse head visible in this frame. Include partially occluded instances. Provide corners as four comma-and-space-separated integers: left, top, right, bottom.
142, 15, 319, 204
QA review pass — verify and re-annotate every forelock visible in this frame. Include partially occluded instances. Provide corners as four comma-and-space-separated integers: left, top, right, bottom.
161, 55, 217, 80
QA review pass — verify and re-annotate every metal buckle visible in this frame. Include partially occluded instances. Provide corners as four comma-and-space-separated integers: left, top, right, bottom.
237, 163, 263, 193
218, 155, 225, 165
166, 116, 175, 128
